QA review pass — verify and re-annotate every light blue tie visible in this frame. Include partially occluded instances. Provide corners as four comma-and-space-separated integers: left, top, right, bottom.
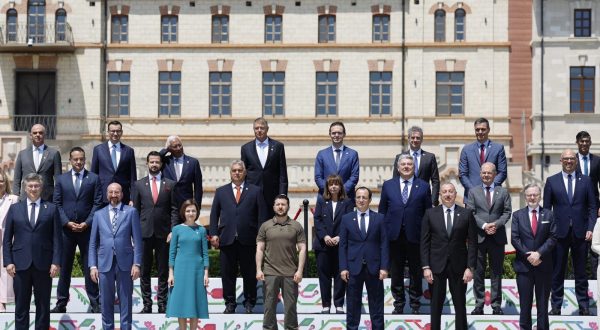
413, 152, 419, 176
402, 180, 409, 204
111, 145, 118, 171
583, 156, 589, 176
74, 172, 81, 196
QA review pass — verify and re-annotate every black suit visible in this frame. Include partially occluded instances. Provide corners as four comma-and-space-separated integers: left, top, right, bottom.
53, 170, 103, 311
576, 152, 600, 279
421, 205, 477, 330
132, 176, 178, 310
209, 181, 267, 309
91, 142, 137, 204
160, 149, 203, 210
3, 200, 62, 330
393, 149, 440, 206
241, 138, 288, 218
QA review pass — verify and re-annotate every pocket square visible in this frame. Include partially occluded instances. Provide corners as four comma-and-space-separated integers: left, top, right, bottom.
541, 221, 550, 224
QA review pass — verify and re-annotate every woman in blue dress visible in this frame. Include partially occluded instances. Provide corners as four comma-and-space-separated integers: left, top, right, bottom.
167, 200, 209, 328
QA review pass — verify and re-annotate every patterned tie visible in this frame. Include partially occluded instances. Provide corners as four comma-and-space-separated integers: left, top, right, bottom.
485, 186, 492, 207
152, 177, 159, 204
360, 212, 367, 237
413, 152, 419, 176
111, 208, 118, 234
74, 172, 82, 196
583, 156, 589, 176
334, 149, 341, 170
111, 144, 118, 171
235, 185, 241, 204
567, 174, 573, 202
531, 210, 538, 236
402, 180, 409, 204
29, 202, 36, 227
479, 144, 485, 164
446, 209, 453, 236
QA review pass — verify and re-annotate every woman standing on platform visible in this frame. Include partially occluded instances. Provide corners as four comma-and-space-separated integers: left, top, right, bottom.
313, 174, 355, 314
167, 200, 209, 329
591, 216, 600, 296
0, 170, 18, 312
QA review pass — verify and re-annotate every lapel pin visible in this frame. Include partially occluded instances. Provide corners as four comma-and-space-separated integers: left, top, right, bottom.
457, 213, 460, 217
415, 185, 419, 189
44, 204, 47, 209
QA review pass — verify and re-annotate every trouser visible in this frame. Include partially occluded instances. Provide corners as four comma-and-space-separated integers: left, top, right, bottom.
346, 265, 384, 330
551, 229, 589, 310
316, 247, 346, 308
516, 270, 551, 330
390, 232, 424, 310
473, 238, 504, 309
262, 275, 298, 330
14, 266, 51, 330
140, 236, 170, 308
220, 240, 257, 308
430, 265, 468, 330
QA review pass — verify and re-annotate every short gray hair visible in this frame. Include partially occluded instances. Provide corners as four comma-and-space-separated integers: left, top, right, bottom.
407, 126, 423, 137
396, 153, 414, 167
23, 173, 43, 186
230, 159, 246, 171
523, 183, 542, 195
165, 135, 181, 148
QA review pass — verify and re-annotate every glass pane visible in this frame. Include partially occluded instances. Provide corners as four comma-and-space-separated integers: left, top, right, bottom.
382, 95, 391, 104
265, 96, 272, 104
222, 96, 230, 105
160, 96, 168, 105
451, 105, 462, 114
222, 86, 231, 94
570, 80, 581, 89
222, 73, 231, 81
584, 91, 594, 101
120, 106, 129, 116
382, 85, 391, 94
571, 91, 581, 101
275, 85, 284, 94
264, 73, 273, 81
583, 103, 594, 112
583, 67, 595, 77
160, 85, 169, 94
371, 105, 379, 115
584, 79, 594, 89
275, 95, 284, 104
172, 84, 180, 94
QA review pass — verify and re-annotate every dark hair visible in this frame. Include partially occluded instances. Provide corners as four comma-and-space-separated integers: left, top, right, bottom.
107, 120, 122, 129
576, 131, 591, 141
273, 194, 289, 206
473, 118, 489, 128
179, 199, 199, 221
146, 151, 162, 162
355, 186, 372, 199
329, 121, 346, 134
323, 174, 347, 201
69, 146, 85, 158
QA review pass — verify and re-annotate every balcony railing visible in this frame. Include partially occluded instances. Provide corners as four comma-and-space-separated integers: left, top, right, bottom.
0, 22, 73, 47
13, 115, 57, 140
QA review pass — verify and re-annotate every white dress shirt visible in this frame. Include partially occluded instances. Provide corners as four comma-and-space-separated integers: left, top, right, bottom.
108, 141, 122, 166
561, 171, 577, 193
357, 210, 370, 233
255, 138, 269, 168
27, 198, 41, 225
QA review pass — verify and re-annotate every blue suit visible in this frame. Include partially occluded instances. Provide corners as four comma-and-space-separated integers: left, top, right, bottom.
511, 207, 557, 330
339, 210, 389, 330
3, 200, 62, 330
89, 204, 142, 330
160, 150, 203, 210
378, 176, 431, 311
458, 140, 507, 199
91, 142, 137, 204
543, 172, 597, 312
53, 170, 103, 311
315, 146, 360, 199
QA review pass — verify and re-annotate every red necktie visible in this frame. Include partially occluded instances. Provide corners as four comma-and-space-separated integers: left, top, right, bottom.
531, 210, 538, 236
480, 144, 485, 163
152, 177, 159, 204
235, 186, 241, 204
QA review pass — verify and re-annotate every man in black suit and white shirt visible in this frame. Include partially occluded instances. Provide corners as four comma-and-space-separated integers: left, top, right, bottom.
131, 151, 178, 313
160, 135, 203, 211
393, 126, 440, 206
13, 124, 62, 201
241, 117, 288, 219
421, 182, 477, 330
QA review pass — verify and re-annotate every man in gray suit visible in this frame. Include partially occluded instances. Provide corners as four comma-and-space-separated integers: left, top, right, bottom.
12, 124, 62, 201
466, 162, 511, 315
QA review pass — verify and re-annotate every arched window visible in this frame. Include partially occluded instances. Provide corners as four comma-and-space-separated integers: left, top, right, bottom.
28, 0, 46, 43
455, 9, 466, 41
434, 10, 445, 42
55, 9, 66, 41
6, 9, 18, 42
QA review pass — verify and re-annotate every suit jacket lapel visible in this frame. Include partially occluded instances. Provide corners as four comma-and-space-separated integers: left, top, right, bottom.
180, 155, 191, 180
33, 201, 47, 230
250, 142, 264, 169
38, 146, 49, 171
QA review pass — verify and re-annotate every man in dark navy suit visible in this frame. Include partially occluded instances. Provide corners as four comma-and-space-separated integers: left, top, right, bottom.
160, 135, 203, 211
315, 122, 360, 199
3, 173, 62, 329
91, 120, 137, 204
511, 183, 557, 330
51, 147, 102, 313
379, 154, 431, 314
339, 187, 389, 330
241, 117, 288, 219
544, 149, 597, 316
209, 160, 267, 314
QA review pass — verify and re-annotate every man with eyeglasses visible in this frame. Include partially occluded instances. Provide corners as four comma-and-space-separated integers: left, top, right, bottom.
544, 149, 597, 316
91, 120, 137, 205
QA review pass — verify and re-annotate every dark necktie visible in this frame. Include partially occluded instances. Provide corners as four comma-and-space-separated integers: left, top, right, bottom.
413, 152, 419, 176
567, 174, 573, 202
583, 156, 589, 176
74, 172, 81, 196
485, 186, 492, 207
402, 180, 409, 204
360, 212, 367, 237
480, 144, 485, 164
531, 210, 538, 236
29, 202, 36, 227
446, 209, 452, 236
334, 149, 341, 170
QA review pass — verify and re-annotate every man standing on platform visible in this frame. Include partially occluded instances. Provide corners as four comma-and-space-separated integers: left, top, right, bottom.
132, 151, 178, 313
511, 183, 557, 330
544, 149, 596, 316
241, 117, 288, 219
315, 122, 360, 199
91, 120, 137, 204
467, 162, 511, 315
421, 183, 477, 330
379, 154, 431, 314
51, 147, 103, 313
210, 160, 267, 314
12, 123, 62, 201
340, 187, 388, 330
459, 118, 507, 201
160, 135, 203, 211
256, 194, 306, 330
392, 126, 440, 206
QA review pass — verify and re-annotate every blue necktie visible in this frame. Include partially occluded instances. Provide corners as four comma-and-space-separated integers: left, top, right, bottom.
567, 174, 573, 202
583, 156, 589, 176
334, 149, 341, 170
413, 152, 419, 176
29, 202, 36, 228
111, 208, 118, 234
111, 145, 118, 170
402, 180, 409, 204
74, 172, 81, 196
360, 212, 367, 237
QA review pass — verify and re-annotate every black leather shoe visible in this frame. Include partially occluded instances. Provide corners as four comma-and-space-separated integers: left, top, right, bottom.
245, 305, 253, 314
91, 306, 101, 313
158, 306, 166, 313
579, 308, 590, 316
140, 306, 152, 313
411, 308, 420, 315
471, 307, 484, 315
50, 306, 66, 313
224, 306, 235, 314
548, 308, 561, 315
391, 307, 403, 314
492, 307, 504, 315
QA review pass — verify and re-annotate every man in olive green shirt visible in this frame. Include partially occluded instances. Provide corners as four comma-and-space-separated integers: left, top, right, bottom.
256, 194, 306, 330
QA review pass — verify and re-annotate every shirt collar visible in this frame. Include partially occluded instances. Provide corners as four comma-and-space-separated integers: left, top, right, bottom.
72, 169, 85, 176
410, 149, 422, 155
231, 182, 244, 189
108, 141, 121, 149
442, 204, 456, 213
27, 198, 41, 206
528, 206, 540, 213
562, 171, 575, 179
110, 202, 123, 210
331, 145, 345, 152
272, 216, 292, 225
150, 173, 162, 181
400, 176, 414, 184
33, 144, 45, 151
482, 184, 494, 190
255, 138, 270, 147
356, 209, 370, 217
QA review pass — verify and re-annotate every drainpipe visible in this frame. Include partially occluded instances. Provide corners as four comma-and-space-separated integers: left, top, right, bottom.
401, 0, 406, 150
100, 0, 108, 141
540, 0, 545, 181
